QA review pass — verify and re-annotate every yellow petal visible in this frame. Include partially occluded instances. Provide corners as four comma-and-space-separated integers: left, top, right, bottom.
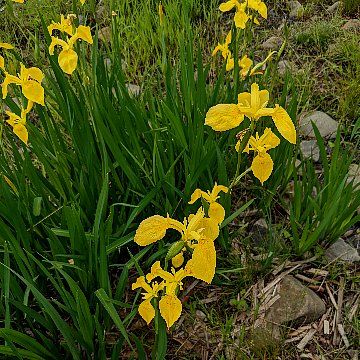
186, 240, 216, 283
238, 92, 251, 107
138, 300, 156, 325
171, 252, 184, 268
219, 0, 236, 12
13, 123, 28, 145
251, 153, 273, 184
258, 2, 268, 19
58, 49, 78, 75
271, 105, 297, 144
259, 128, 280, 149
188, 189, 202, 204
199, 217, 220, 241
212, 45, 221, 57
234, 10, 249, 29
0, 42, 14, 50
208, 202, 226, 225
225, 30, 232, 45
205, 104, 244, 131
22, 80, 44, 106
80, 0, 86, 4
159, 295, 182, 328
0, 55, 4, 70
212, 184, 228, 197
226, 57, 234, 71
134, 215, 169, 246
27, 67, 44, 83
75, 25, 93, 44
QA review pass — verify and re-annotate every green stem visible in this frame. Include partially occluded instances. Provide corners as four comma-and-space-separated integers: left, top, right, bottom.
229, 120, 255, 190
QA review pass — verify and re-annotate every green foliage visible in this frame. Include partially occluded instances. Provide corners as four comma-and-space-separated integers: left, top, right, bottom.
289, 125, 360, 255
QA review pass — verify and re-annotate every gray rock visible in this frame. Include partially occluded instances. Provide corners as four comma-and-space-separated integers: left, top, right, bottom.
98, 26, 111, 43
342, 19, 360, 31
126, 83, 141, 96
278, 60, 297, 77
288, 1, 304, 19
325, 238, 360, 263
253, 275, 325, 343
347, 163, 360, 186
251, 218, 268, 245
266, 275, 326, 326
326, 1, 341, 14
260, 36, 283, 50
299, 111, 338, 139
300, 140, 320, 162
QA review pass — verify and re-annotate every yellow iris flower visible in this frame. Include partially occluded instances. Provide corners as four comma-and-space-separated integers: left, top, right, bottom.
212, 31, 234, 71
5, 101, 33, 145
0, 42, 14, 70
205, 83, 296, 144
49, 25, 93, 75
134, 208, 219, 283
2, 64, 45, 106
133, 262, 190, 328
48, 15, 74, 36
236, 127, 280, 184
131, 276, 164, 325
189, 184, 228, 224
219, 0, 267, 29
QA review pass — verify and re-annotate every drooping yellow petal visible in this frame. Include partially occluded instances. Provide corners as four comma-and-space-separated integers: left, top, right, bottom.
186, 240, 216, 283
208, 202, 226, 225
0, 55, 4, 70
134, 215, 170, 246
12, 0, 25, 3
257, 2, 268, 19
58, 49, 78, 75
219, 0, 236, 12
251, 153, 273, 184
271, 105, 297, 144
205, 104, 244, 131
159, 294, 182, 328
225, 30, 232, 45
138, 299, 156, 325
12, 123, 28, 145
49, 37, 68, 55
22, 80, 44, 106
234, 10, 249, 29
212, 184, 228, 198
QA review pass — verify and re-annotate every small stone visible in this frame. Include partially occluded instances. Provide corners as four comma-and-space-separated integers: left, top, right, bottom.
96, 5, 108, 22
98, 26, 111, 43
326, 1, 341, 14
299, 111, 338, 139
195, 310, 207, 321
126, 83, 141, 97
260, 36, 283, 50
288, 1, 304, 19
250, 218, 268, 245
325, 238, 360, 263
342, 19, 360, 31
253, 275, 325, 343
300, 140, 320, 162
346, 163, 360, 186
278, 60, 297, 77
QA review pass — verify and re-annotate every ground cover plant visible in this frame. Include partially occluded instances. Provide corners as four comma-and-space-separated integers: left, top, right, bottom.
0, 0, 359, 359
